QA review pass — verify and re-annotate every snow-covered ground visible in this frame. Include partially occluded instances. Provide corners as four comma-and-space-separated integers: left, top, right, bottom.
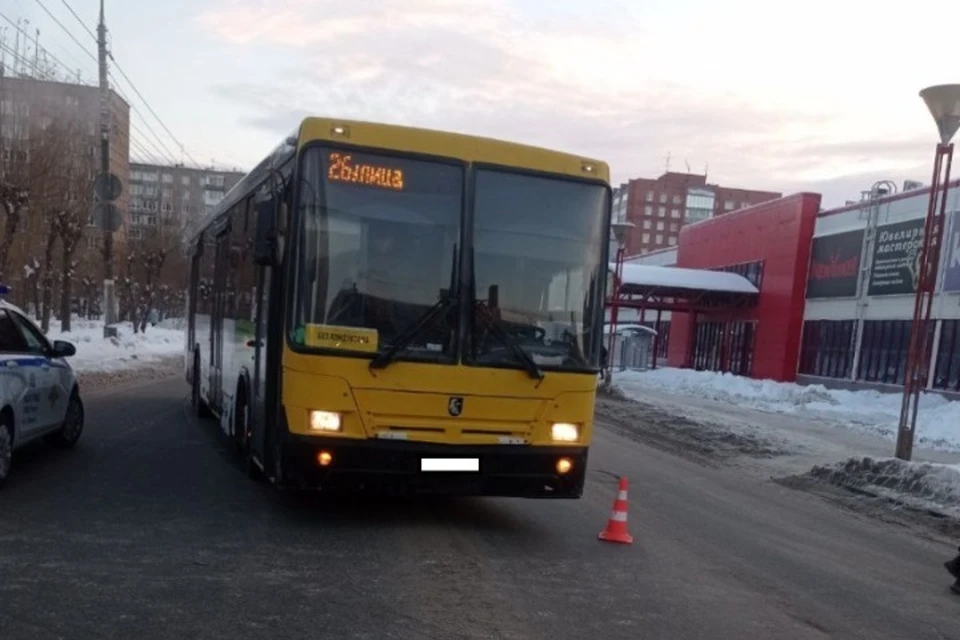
615, 367, 960, 452
608, 367, 960, 519
42, 317, 184, 374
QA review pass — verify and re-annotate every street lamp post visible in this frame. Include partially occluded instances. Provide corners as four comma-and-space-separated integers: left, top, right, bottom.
895, 83, 960, 461
605, 221, 634, 385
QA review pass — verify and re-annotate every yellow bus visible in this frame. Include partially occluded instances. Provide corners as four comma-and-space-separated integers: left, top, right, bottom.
184, 117, 611, 498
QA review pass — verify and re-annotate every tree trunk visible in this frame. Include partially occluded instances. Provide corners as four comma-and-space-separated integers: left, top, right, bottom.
60, 248, 75, 332
0, 195, 26, 281
29, 273, 40, 320
40, 229, 57, 333
0, 215, 18, 281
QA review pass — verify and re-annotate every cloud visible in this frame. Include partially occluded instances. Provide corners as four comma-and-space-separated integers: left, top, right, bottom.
195, 0, 941, 204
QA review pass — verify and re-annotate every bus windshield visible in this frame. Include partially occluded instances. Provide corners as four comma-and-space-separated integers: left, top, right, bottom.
470, 169, 608, 372
291, 147, 463, 361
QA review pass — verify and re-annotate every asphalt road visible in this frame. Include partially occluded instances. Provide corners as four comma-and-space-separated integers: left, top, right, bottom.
1, 377, 959, 640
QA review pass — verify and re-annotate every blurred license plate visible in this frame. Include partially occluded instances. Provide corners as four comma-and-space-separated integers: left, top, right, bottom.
421, 458, 479, 472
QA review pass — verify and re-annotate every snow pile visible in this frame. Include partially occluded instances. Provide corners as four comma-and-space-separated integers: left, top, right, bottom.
43, 318, 184, 373
803, 456, 960, 517
613, 368, 960, 452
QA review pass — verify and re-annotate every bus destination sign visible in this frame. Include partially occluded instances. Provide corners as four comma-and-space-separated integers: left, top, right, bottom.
327, 152, 405, 190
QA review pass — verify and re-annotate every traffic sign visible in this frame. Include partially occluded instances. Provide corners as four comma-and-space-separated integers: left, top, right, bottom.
93, 202, 122, 232
94, 173, 123, 201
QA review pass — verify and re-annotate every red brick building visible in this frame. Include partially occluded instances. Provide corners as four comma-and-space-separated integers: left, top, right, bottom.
612, 172, 781, 256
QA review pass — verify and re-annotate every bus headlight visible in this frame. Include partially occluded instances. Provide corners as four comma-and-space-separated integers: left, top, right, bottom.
309, 410, 342, 432
551, 423, 579, 442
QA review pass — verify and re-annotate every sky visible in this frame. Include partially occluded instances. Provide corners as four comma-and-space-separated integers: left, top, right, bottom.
3, 0, 960, 208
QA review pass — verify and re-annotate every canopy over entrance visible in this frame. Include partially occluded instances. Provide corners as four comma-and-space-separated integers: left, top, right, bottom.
609, 263, 759, 312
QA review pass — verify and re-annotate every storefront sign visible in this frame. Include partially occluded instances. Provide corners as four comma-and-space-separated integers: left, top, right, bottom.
806, 230, 864, 299
942, 211, 960, 292
868, 218, 925, 296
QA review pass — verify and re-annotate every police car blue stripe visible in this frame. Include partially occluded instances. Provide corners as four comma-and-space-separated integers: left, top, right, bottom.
0, 357, 56, 367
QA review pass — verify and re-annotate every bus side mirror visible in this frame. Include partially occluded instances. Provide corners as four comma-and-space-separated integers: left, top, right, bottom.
253, 199, 276, 266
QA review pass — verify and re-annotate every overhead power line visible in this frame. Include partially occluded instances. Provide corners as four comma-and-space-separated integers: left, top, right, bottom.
0, 10, 88, 83
32, 0, 96, 65
106, 56, 201, 168
58, 0, 96, 43
35, 0, 203, 168
2, 10, 174, 165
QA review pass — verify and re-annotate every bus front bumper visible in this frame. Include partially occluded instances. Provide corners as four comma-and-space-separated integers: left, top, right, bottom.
280, 436, 588, 498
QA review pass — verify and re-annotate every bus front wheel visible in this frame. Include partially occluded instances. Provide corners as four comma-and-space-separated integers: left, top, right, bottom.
191, 353, 212, 419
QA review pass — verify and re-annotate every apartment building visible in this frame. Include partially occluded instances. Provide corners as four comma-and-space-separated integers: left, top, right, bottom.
613, 171, 781, 256
127, 163, 244, 241
0, 72, 130, 286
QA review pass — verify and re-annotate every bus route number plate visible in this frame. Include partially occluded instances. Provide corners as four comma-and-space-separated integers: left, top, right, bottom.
420, 458, 480, 472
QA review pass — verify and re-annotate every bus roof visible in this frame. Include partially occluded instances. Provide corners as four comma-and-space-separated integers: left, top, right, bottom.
185, 117, 610, 245
298, 117, 610, 183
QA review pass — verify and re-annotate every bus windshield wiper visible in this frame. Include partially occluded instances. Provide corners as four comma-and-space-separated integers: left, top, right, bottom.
473, 302, 544, 381
368, 294, 457, 371
369, 244, 458, 372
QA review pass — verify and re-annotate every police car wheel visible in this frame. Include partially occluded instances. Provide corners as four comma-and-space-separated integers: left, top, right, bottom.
51, 390, 84, 448
0, 418, 12, 486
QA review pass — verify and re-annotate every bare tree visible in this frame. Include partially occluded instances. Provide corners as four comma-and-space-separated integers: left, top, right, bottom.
0, 117, 69, 287
0, 183, 29, 281
2, 115, 98, 325
118, 223, 177, 333
55, 141, 95, 332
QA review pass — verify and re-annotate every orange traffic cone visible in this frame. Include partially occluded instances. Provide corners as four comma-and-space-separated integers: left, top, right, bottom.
599, 477, 633, 544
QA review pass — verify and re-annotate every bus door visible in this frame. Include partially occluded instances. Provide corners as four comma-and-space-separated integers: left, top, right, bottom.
250, 257, 271, 466
210, 226, 230, 412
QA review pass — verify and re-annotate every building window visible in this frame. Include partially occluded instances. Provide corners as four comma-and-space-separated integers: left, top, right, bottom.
685, 187, 715, 225
162, 188, 172, 199
182, 176, 191, 186
933, 320, 960, 392
724, 200, 735, 210
798, 320, 857, 379
671, 209, 680, 219
669, 222, 678, 232
182, 191, 191, 200
643, 220, 652, 230
644, 205, 652, 216
646, 191, 654, 202
656, 221, 664, 231
642, 232, 650, 243
712, 260, 764, 289
692, 320, 756, 376
658, 206, 666, 217
672, 195, 681, 204
857, 320, 934, 385
162, 173, 173, 184
659, 193, 667, 203
655, 234, 663, 244
668, 237, 676, 246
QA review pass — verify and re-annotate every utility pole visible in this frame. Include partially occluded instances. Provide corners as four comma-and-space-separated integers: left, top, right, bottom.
96, 0, 121, 338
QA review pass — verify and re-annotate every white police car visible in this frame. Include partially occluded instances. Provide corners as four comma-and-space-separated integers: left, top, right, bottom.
0, 284, 83, 487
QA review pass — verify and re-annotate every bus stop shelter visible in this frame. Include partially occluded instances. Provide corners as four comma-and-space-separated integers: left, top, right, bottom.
606, 263, 759, 370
